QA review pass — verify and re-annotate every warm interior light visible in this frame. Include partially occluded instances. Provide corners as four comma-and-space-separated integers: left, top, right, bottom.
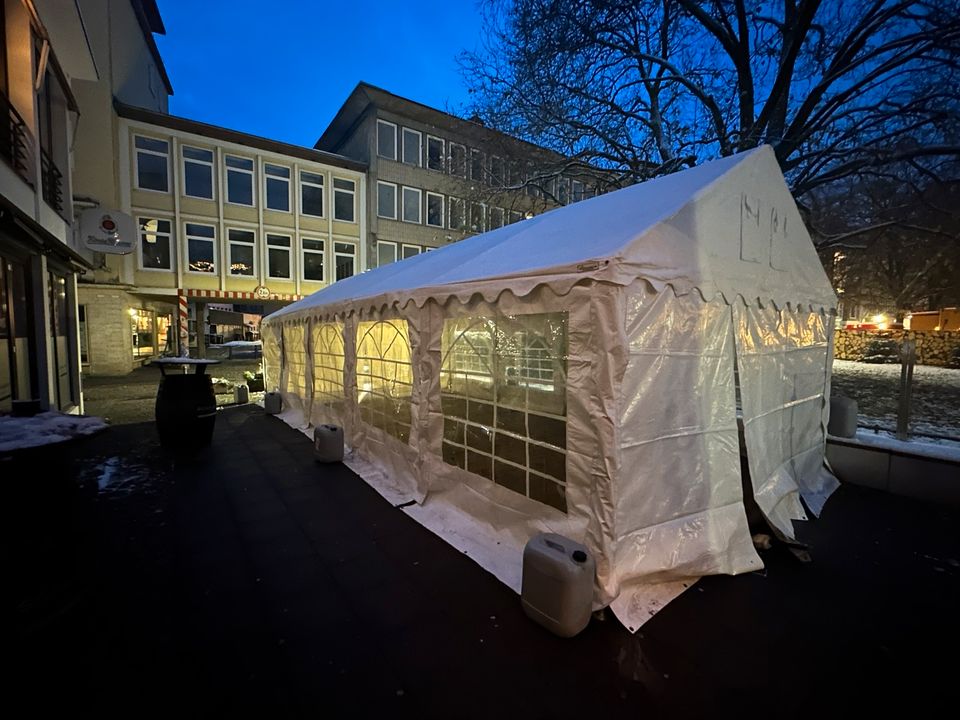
871, 314, 886, 324
128, 308, 138, 317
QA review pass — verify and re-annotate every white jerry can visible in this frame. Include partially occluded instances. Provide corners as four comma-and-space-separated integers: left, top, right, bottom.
313, 424, 344, 463
521, 532, 596, 637
264, 391, 282, 414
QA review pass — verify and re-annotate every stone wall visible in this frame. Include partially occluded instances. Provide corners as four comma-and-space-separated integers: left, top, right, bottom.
834, 329, 960, 367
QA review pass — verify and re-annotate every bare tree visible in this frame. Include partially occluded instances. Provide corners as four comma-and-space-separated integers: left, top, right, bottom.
460, 0, 960, 243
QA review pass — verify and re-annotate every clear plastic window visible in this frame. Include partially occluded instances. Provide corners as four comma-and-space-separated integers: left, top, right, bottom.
440, 313, 568, 512
282, 323, 307, 398
311, 322, 345, 411
356, 319, 413, 443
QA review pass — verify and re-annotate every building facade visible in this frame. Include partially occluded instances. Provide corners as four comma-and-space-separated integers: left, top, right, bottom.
315, 82, 610, 270
1, 0, 98, 413
70, 1, 367, 375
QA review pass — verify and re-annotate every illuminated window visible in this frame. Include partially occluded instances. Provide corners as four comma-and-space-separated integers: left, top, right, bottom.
132, 308, 156, 358
282, 323, 307, 398
139, 217, 172, 270
356, 319, 413, 443
440, 313, 568, 512
311, 322, 345, 409
228, 228, 255, 276
185, 222, 216, 274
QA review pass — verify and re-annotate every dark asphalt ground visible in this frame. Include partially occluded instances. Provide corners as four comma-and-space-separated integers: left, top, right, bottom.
7, 405, 960, 717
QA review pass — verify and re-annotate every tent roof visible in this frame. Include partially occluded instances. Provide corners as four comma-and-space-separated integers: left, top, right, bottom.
267, 145, 836, 322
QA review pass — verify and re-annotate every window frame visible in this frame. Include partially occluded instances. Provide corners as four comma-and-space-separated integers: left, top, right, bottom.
401, 186, 422, 224
449, 196, 465, 230
266, 232, 292, 280
263, 163, 291, 213
184, 221, 217, 275
470, 202, 485, 233
377, 240, 398, 267
448, 143, 467, 178
489, 206, 505, 230
377, 180, 398, 220
334, 241, 357, 281
181, 145, 214, 200
227, 227, 257, 277
224, 154, 256, 207
470, 148, 484, 183
426, 135, 445, 172
402, 244, 421, 260
301, 236, 326, 283
299, 170, 325, 217
426, 191, 445, 228
333, 177, 356, 223
489, 155, 504, 187
138, 216, 174, 271
134, 134, 170, 193
377, 119, 398, 160
401, 127, 422, 166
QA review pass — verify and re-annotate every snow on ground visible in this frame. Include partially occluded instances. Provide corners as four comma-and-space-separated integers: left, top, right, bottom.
831, 359, 960, 439
0, 412, 108, 452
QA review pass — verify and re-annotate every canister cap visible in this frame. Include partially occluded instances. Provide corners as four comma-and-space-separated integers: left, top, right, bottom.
572, 550, 587, 563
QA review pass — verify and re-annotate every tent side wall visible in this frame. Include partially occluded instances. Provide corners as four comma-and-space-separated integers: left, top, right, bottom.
261, 281, 625, 601
614, 281, 761, 590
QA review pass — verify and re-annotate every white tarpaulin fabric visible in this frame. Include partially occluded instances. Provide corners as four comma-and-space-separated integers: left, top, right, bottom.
262, 145, 839, 632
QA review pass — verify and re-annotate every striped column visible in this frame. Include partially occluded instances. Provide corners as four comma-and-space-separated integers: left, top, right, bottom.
178, 290, 189, 357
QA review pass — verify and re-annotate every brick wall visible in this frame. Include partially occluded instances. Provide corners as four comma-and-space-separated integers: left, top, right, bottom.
79, 287, 134, 376
834, 329, 960, 367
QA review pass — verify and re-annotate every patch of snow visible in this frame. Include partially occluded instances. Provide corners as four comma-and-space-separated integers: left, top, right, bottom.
833, 427, 960, 464
0, 411, 108, 453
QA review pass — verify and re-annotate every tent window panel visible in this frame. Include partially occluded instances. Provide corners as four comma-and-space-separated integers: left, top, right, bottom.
311, 322, 345, 409
439, 312, 568, 513
281, 324, 308, 397
356, 319, 414, 443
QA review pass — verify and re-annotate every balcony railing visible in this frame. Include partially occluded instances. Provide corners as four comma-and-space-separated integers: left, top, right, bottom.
40, 147, 64, 216
1, 91, 34, 187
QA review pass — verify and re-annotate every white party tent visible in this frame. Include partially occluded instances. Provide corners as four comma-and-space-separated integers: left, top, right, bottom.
261, 145, 839, 630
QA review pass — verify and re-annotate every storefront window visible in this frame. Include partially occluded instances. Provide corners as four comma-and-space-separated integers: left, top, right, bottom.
131, 308, 156, 358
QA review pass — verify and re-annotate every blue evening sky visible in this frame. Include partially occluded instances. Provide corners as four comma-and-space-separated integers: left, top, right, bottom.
155, 0, 486, 148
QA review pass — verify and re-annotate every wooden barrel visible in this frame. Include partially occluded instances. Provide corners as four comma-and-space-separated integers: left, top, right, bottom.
155, 374, 217, 450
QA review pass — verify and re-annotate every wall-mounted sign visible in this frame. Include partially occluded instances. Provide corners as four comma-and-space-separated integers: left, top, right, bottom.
80, 208, 136, 255
254, 285, 271, 300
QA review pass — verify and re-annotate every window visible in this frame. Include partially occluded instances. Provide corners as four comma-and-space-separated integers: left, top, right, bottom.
335, 242, 356, 280
571, 180, 584, 203
510, 210, 524, 224
377, 119, 397, 159
312, 323, 346, 409
302, 237, 325, 282
377, 181, 397, 219
378, 240, 398, 267
139, 217, 172, 270
470, 149, 484, 183
300, 171, 324, 216
402, 127, 422, 166
439, 313, 569, 513
333, 178, 355, 222
264, 163, 290, 212
489, 207, 505, 230
228, 228, 256, 276
182, 146, 213, 199
135, 135, 169, 192
449, 143, 466, 177
557, 177, 569, 204
225, 155, 255, 205
449, 197, 465, 230
427, 136, 444, 171
470, 203, 485, 233
402, 186, 421, 224
426, 192, 444, 227
489, 156, 504, 186
185, 222, 216, 273
402, 244, 420, 260
267, 233, 291, 279
356, 319, 413, 443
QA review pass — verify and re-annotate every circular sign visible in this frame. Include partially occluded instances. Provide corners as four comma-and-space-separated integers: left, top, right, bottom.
254, 285, 271, 300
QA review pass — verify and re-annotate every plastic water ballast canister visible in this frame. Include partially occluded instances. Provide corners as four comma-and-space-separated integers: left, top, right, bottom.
264, 391, 282, 415
234, 384, 249, 404
828, 394, 858, 438
521, 533, 596, 638
313, 424, 344, 463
